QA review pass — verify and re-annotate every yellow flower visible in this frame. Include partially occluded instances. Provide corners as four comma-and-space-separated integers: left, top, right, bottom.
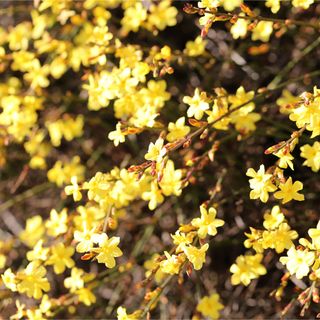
11, 300, 25, 320
289, 89, 320, 138
26, 240, 49, 261
154, 45, 172, 61
117, 306, 138, 320
183, 88, 209, 120
92, 6, 111, 26
300, 142, 320, 172
1, 268, 17, 292
11, 51, 35, 72
280, 246, 315, 279
246, 165, 277, 203
46, 243, 75, 274
8, 22, 32, 51
39, 294, 53, 316
276, 89, 300, 114
159, 251, 183, 275
73, 227, 101, 253
266, 0, 281, 13
231, 112, 261, 135
132, 62, 150, 83
73, 205, 105, 231
171, 230, 195, 253
206, 98, 230, 130
274, 149, 294, 170
83, 72, 112, 110
147, 0, 178, 31
64, 267, 85, 292
65, 176, 82, 201
244, 227, 264, 253
308, 221, 320, 249
228, 86, 254, 112
262, 223, 298, 253
20, 215, 45, 248
159, 160, 182, 196
24, 130, 50, 170
199, 12, 214, 27
166, 117, 190, 142
184, 243, 209, 270
45, 208, 68, 237
108, 122, 126, 146
263, 205, 285, 230
196, 293, 224, 320
230, 253, 266, 286
144, 137, 165, 162
191, 206, 224, 239
251, 21, 273, 42
274, 177, 304, 204
89, 26, 113, 46
184, 36, 207, 57
25, 308, 44, 320
24, 59, 50, 89
47, 156, 85, 187
142, 180, 164, 210
46, 115, 84, 147
121, 2, 147, 34
16, 261, 50, 299
75, 287, 96, 306
198, 0, 220, 9
91, 233, 123, 268
222, 0, 242, 11
292, 0, 314, 9
230, 17, 249, 39
50, 56, 67, 79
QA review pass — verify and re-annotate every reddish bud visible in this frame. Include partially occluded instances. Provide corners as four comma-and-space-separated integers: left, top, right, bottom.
81, 253, 94, 260
183, 3, 198, 14
183, 138, 191, 148
240, 3, 256, 17
186, 263, 193, 278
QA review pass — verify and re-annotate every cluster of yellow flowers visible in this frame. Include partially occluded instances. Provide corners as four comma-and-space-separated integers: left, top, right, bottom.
247, 164, 304, 204
157, 205, 225, 274
183, 86, 261, 135
229, 205, 299, 286
230, 85, 320, 311
0, 0, 319, 319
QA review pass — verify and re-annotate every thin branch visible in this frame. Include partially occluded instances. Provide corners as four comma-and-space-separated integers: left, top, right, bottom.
163, 69, 320, 159
0, 182, 53, 215
139, 275, 174, 319
268, 36, 320, 89
189, 6, 320, 30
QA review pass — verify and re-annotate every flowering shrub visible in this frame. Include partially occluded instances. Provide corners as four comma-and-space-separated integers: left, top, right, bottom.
0, 0, 320, 319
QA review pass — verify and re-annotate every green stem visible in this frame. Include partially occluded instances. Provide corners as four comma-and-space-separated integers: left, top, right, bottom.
0, 182, 52, 215
268, 36, 320, 90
